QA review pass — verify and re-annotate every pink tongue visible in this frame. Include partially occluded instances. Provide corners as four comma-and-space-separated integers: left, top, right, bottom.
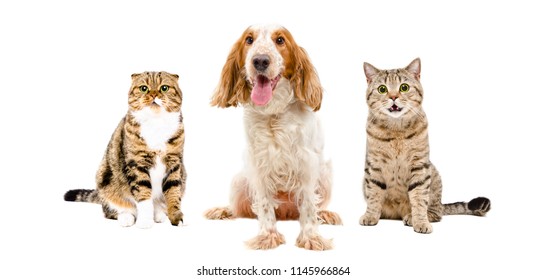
251, 76, 273, 106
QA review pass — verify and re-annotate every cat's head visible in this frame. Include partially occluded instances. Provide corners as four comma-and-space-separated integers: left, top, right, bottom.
128, 71, 182, 113
363, 58, 423, 120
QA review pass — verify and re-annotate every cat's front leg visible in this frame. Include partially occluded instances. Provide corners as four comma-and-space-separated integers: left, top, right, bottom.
126, 156, 155, 229
407, 173, 433, 234
360, 163, 386, 226
162, 153, 185, 226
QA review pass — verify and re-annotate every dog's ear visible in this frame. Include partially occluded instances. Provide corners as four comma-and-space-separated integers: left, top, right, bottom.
210, 30, 251, 108
291, 46, 323, 112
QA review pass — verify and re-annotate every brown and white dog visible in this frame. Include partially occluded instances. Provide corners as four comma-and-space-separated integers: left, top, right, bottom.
205, 24, 341, 250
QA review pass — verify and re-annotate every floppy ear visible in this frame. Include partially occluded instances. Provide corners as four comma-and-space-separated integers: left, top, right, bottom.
292, 46, 323, 111
210, 34, 251, 108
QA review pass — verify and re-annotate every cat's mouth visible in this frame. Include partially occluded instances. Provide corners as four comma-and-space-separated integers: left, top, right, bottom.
151, 97, 163, 107
388, 104, 403, 112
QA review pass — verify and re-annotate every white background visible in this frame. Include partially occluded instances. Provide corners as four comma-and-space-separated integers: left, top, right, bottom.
1, 1, 544, 279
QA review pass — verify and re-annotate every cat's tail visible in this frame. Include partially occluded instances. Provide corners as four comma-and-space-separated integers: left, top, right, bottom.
442, 197, 491, 216
64, 189, 101, 204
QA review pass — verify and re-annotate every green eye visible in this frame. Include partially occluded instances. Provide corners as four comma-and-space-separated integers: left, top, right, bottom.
400, 83, 410, 93
377, 85, 388, 94
160, 85, 170, 93
139, 85, 148, 93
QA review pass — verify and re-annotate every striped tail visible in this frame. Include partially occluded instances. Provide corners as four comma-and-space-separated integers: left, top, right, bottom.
64, 189, 101, 204
442, 197, 491, 216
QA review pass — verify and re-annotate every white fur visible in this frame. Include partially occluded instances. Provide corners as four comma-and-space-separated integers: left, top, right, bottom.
233, 25, 328, 247
135, 199, 154, 229
149, 156, 167, 223
131, 108, 179, 226
118, 212, 136, 227
131, 107, 179, 151
245, 25, 285, 81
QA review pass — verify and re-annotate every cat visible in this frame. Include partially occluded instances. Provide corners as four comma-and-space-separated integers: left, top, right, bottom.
359, 58, 491, 233
64, 71, 186, 229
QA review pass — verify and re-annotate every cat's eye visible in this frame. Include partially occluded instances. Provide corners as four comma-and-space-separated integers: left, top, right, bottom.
160, 85, 170, 93
400, 83, 410, 93
377, 85, 388, 94
245, 36, 253, 45
276, 37, 285, 45
139, 85, 148, 93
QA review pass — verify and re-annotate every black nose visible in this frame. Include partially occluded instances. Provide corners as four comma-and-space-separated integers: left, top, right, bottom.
252, 55, 270, 72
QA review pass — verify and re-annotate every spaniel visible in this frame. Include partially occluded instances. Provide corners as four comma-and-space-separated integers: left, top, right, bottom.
205, 24, 341, 250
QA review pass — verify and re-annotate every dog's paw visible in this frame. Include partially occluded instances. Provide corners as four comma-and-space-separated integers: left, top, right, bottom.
318, 210, 343, 225
204, 207, 234, 220
246, 231, 286, 250
296, 233, 333, 251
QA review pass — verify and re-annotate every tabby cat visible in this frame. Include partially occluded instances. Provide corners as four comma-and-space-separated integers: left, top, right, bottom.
359, 58, 491, 233
64, 71, 186, 228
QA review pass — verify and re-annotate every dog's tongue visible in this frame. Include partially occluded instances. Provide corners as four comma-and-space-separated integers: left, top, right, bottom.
251, 75, 273, 106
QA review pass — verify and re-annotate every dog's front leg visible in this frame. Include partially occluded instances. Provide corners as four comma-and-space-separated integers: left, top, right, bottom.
245, 182, 286, 250
295, 180, 333, 251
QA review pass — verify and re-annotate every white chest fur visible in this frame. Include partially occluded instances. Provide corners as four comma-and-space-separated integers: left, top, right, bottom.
131, 107, 180, 151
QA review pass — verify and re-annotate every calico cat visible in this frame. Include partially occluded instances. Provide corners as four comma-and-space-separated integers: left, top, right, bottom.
359, 58, 491, 233
64, 71, 186, 228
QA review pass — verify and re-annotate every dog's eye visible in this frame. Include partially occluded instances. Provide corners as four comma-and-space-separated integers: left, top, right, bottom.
139, 85, 149, 93
245, 36, 253, 45
276, 37, 285, 45
400, 83, 410, 93
377, 85, 388, 94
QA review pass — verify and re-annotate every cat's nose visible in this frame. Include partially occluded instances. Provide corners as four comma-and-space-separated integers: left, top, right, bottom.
390, 96, 398, 101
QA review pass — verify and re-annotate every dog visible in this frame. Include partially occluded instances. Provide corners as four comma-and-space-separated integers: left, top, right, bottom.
204, 24, 341, 250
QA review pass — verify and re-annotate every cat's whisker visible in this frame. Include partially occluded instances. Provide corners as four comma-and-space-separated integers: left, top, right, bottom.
64, 71, 186, 228
361, 58, 491, 234
406, 104, 426, 121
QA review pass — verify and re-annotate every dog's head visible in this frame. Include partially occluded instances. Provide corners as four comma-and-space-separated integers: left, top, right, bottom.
211, 24, 323, 112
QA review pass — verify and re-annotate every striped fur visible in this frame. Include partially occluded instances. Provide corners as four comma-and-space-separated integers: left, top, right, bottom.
64, 72, 187, 228
359, 58, 491, 233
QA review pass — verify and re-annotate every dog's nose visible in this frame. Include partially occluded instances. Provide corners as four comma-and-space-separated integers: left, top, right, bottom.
252, 55, 270, 72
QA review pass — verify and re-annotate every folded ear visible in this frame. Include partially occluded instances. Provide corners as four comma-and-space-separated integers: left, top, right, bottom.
363, 62, 379, 84
210, 33, 251, 108
405, 57, 421, 80
292, 46, 323, 111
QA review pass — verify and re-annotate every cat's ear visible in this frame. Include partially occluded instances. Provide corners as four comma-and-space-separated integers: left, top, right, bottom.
363, 62, 379, 84
405, 58, 421, 80
171, 73, 179, 80
131, 73, 140, 80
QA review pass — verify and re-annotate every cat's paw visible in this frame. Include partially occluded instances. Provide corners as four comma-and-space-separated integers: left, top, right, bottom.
154, 211, 166, 223
118, 213, 136, 227
403, 214, 412, 226
135, 216, 154, 229
413, 221, 433, 234
168, 211, 184, 226
296, 233, 333, 251
359, 213, 379, 226
246, 231, 286, 250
